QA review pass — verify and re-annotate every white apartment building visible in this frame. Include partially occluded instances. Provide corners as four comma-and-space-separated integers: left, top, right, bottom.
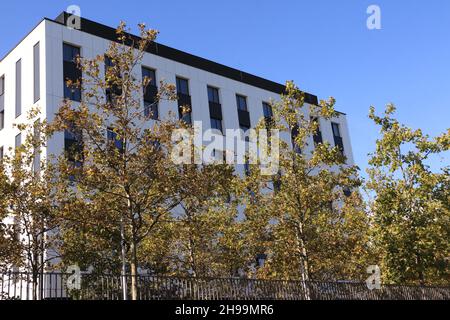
0, 12, 354, 167
0, 11, 355, 300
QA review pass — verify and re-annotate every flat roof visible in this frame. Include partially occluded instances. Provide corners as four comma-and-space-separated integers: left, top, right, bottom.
1, 12, 346, 114
54, 12, 321, 106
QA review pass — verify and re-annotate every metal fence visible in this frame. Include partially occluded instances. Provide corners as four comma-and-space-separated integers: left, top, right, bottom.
1, 271, 448, 300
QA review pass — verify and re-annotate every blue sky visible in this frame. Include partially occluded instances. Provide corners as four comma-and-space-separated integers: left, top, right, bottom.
1, 0, 449, 176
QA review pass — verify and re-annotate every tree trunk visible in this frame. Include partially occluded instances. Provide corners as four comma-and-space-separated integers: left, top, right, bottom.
130, 226, 139, 300
32, 273, 38, 301
295, 221, 311, 300
126, 194, 139, 300
187, 235, 197, 278
416, 252, 425, 285
120, 215, 128, 300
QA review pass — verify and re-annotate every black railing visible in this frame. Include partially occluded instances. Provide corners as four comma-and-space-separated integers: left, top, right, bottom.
1, 272, 448, 300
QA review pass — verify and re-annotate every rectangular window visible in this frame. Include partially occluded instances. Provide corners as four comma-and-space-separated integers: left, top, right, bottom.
208, 86, 223, 133
33, 120, 40, 173
332, 122, 341, 137
0, 146, 3, 160
312, 117, 323, 145
207, 86, 220, 104
0, 76, 4, 123
142, 67, 156, 86
262, 102, 273, 118
64, 125, 83, 164
237, 95, 250, 129
142, 67, 158, 120
0, 110, 4, 131
33, 42, 40, 103
244, 161, 251, 176
15, 59, 21, 117
0, 75, 4, 96
144, 101, 159, 120
176, 77, 191, 124
107, 127, 124, 153
236, 94, 247, 111
176, 77, 189, 95
291, 124, 301, 154
15, 133, 21, 149
63, 43, 81, 101
64, 124, 83, 181
63, 43, 80, 63
105, 55, 119, 102
331, 122, 344, 152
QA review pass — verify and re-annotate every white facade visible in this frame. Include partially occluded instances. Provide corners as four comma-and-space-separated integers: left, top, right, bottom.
0, 13, 354, 167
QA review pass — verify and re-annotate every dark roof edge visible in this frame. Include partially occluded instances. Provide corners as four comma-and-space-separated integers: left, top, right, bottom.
54, 12, 330, 107
1, 12, 346, 116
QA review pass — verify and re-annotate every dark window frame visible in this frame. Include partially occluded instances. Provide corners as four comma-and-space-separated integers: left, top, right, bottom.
176, 77, 189, 95
107, 127, 125, 153
207, 86, 220, 104
331, 122, 344, 153
0, 110, 4, 131
33, 42, 40, 103
15, 59, 21, 118
0, 75, 4, 96
236, 94, 248, 111
176, 77, 192, 124
64, 123, 84, 165
142, 67, 158, 120
312, 117, 323, 146
144, 100, 159, 120
142, 66, 157, 86
331, 122, 341, 137
63, 43, 82, 102
262, 102, 273, 118
15, 133, 21, 149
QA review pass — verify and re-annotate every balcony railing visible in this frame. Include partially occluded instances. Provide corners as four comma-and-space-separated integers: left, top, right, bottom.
1, 271, 448, 300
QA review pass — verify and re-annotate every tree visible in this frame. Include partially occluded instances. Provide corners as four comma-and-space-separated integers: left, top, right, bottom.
244, 82, 371, 283
50, 22, 185, 299
0, 111, 64, 299
166, 163, 238, 277
367, 104, 449, 285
